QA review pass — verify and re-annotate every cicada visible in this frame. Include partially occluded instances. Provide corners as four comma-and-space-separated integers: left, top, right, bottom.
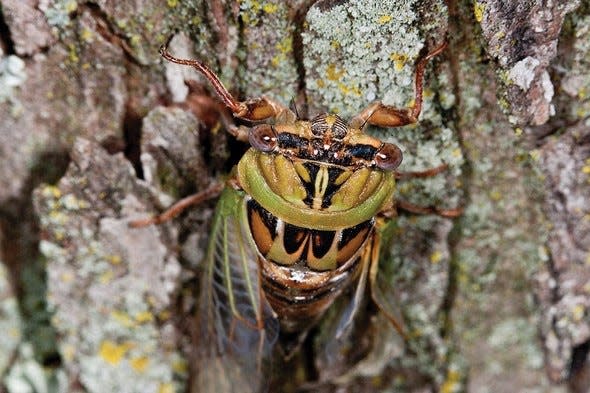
132, 38, 461, 392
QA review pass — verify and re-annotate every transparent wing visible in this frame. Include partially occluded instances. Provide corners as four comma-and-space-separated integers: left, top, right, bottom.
194, 188, 279, 393
369, 222, 407, 337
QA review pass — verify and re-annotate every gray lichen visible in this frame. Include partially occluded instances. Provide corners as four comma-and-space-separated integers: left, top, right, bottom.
2, 0, 590, 391
33, 139, 186, 392
303, 0, 425, 117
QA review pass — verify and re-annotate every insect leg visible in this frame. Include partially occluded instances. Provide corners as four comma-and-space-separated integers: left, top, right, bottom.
350, 42, 447, 129
160, 38, 291, 122
394, 163, 449, 180
129, 182, 224, 227
395, 200, 463, 218
393, 164, 463, 218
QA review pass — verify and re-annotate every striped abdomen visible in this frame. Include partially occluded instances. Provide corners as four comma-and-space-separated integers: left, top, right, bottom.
246, 198, 374, 332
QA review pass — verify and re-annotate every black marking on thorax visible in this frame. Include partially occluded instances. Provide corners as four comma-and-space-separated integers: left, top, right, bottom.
299, 162, 345, 209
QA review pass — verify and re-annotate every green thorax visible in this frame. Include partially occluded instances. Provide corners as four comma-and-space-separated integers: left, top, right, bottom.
237, 113, 396, 231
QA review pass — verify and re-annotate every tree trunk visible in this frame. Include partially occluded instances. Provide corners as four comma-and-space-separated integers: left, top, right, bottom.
0, 0, 588, 392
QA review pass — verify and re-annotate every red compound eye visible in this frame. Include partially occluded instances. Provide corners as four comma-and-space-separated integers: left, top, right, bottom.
249, 124, 277, 152
374, 143, 403, 170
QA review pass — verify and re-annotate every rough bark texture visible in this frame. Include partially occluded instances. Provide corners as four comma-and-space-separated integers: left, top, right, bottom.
0, 0, 589, 392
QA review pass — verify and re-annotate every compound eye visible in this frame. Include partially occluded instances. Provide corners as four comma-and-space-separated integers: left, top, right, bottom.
249, 124, 277, 152
374, 143, 403, 170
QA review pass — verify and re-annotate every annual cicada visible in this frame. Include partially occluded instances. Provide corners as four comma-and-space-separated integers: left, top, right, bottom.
131, 37, 461, 392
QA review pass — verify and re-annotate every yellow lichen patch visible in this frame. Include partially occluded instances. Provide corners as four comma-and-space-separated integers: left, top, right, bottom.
572, 304, 585, 322
81, 28, 93, 42
316, 78, 325, 88
276, 36, 292, 54
134, 311, 154, 323
377, 14, 392, 24
99, 340, 131, 365
43, 185, 62, 199
111, 310, 134, 328
529, 149, 540, 161
241, 12, 252, 25
68, 44, 79, 63
271, 55, 281, 67
130, 356, 150, 373
159, 383, 175, 393
326, 63, 344, 81
172, 358, 188, 374
389, 53, 408, 71
452, 148, 462, 158
99, 269, 114, 284
514, 127, 523, 136
106, 254, 122, 265
430, 250, 443, 264
408, 328, 423, 338
489, 190, 502, 201
62, 344, 76, 362
158, 309, 172, 321
474, 2, 485, 23
167, 0, 178, 7
337, 82, 361, 96
147, 295, 158, 307
457, 271, 469, 285
54, 230, 66, 241
66, 0, 78, 12
582, 165, 590, 174
49, 210, 66, 224
60, 271, 74, 283
330, 40, 340, 49
263, 3, 279, 13
440, 368, 462, 393
9, 327, 20, 339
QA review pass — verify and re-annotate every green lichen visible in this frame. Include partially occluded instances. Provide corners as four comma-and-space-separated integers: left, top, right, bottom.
44, 0, 78, 28
33, 146, 187, 393
238, 0, 299, 104
563, 14, 590, 120
303, 0, 424, 116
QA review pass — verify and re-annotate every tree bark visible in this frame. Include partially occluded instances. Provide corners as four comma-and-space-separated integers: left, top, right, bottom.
0, 0, 588, 392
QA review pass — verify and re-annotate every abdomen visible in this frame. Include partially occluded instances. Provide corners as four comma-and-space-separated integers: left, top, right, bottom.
245, 197, 374, 332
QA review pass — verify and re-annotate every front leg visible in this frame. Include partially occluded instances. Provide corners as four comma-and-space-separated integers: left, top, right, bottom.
351, 42, 447, 129
160, 38, 293, 122
129, 182, 224, 227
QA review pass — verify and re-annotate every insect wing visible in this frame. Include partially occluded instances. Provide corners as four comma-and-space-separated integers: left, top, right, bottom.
369, 222, 406, 336
194, 188, 279, 393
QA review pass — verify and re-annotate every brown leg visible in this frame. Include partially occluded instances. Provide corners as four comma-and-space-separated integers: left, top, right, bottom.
395, 163, 448, 180
350, 42, 447, 129
160, 37, 292, 122
129, 182, 224, 228
395, 200, 463, 218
